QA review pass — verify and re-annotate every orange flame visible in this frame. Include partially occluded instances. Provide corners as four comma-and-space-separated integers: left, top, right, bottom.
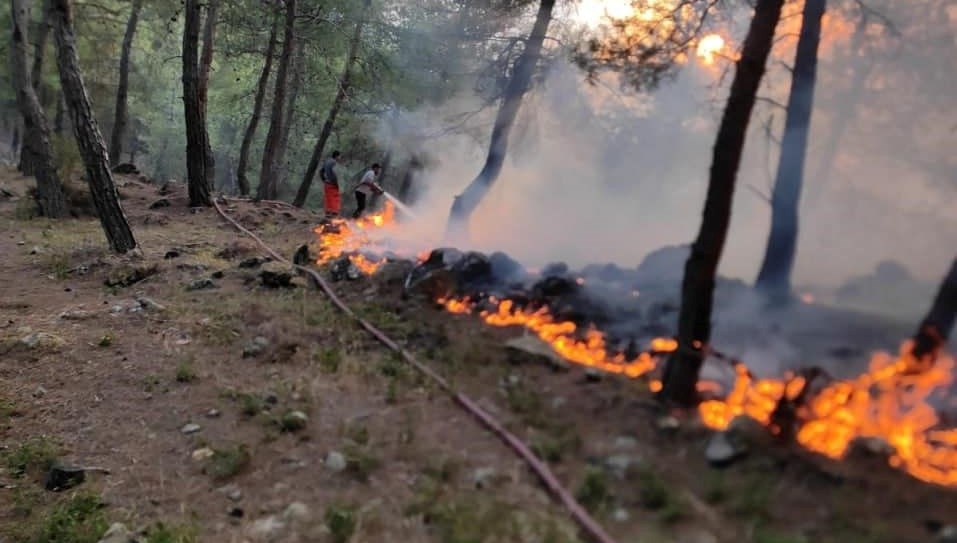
314, 211, 957, 487
313, 202, 399, 274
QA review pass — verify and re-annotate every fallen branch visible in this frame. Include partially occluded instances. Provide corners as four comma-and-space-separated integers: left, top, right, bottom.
211, 197, 619, 543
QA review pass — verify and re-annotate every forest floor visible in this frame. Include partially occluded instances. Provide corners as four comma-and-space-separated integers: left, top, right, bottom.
0, 166, 955, 543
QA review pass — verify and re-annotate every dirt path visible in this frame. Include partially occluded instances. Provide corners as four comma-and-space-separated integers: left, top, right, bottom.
1, 168, 955, 543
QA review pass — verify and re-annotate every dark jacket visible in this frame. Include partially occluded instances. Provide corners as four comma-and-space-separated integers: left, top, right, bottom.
320, 158, 338, 186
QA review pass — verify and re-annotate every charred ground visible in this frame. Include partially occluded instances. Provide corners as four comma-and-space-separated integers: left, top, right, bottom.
0, 167, 954, 543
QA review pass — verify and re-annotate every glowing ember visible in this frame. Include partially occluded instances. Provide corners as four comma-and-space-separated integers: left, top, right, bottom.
696, 33, 725, 65
701, 343, 957, 486
313, 201, 399, 274
439, 297, 671, 379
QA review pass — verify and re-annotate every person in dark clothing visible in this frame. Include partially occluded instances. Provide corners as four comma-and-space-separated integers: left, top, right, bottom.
353, 163, 383, 219
319, 150, 342, 218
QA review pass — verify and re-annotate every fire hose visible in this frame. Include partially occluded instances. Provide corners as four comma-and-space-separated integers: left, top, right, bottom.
211, 198, 619, 543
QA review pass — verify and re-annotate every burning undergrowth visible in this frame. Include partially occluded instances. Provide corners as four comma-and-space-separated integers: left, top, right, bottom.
313, 204, 957, 487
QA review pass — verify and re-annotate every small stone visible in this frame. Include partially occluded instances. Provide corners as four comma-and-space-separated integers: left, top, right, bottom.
19, 332, 64, 350
164, 250, 181, 259
260, 270, 294, 289
228, 489, 243, 502
206, 408, 221, 418
136, 297, 166, 312
32, 385, 47, 398
551, 396, 567, 409
242, 336, 270, 358
263, 391, 279, 404
656, 415, 681, 431
45, 462, 87, 491
613, 436, 638, 450
192, 447, 215, 461
96, 522, 134, 543
472, 467, 498, 489
59, 309, 95, 321
279, 410, 308, 432
938, 525, 957, 543
181, 423, 201, 434
17, 241, 25, 246
149, 198, 171, 209
848, 436, 896, 458
705, 432, 745, 467
238, 257, 263, 269
283, 502, 311, 523
228, 506, 244, 518
583, 368, 602, 382
248, 515, 286, 542
187, 278, 216, 291
611, 508, 630, 522
604, 454, 637, 477
324, 451, 347, 472
30, 245, 42, 255
211, 270, 225, 279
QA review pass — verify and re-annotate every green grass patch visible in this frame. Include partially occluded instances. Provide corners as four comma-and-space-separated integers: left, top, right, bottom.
143, 520, 199, 543
203, 444, 250, 481
575, 467, 612, 514
175, 361, 197, 383
15, 492, 108, 543
325, 504, 357, 543
5, 436, 59, 478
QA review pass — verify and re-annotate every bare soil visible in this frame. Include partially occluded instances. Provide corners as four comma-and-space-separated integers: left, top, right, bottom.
0, 167, 954, 543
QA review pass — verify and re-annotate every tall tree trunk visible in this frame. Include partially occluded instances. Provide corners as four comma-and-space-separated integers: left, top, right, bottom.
236, 11, 279, 196
659, 0, 785, 406
444, 0, 555, 238
11, 0, 67, 217
292, 0, 369, 207
51, 0, 137, 252
754, 0, 826, 301
182, 0, 212, 207
276, 37, 306, 193
256, 0, 296, 201
911, 258, 957, 367
19, 0, 52, 175
108, 0, 143, 165
30, 0, 51, 91
199, 0, 217, 187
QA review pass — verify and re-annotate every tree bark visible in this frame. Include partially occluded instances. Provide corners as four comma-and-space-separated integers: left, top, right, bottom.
660, 0, 785, 406
54, 91, 66, 133
51, 0, 137, 252
19, 0, 53, 176
11, 0, 67, 217
108, 0, 143, 165
200, 0, 218, 192
444, 0, 555, 238
276, 37, 306, 193
292, 0, 369, 207
754, 0, 826, 301
30, 0, 51, 92
911, 258, 957, 367
182, 0, 212, 207
256, 0, 296, 201
236, 11, 279, 196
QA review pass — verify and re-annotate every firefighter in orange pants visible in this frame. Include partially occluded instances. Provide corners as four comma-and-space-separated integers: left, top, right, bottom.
320, 150, 342, 218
